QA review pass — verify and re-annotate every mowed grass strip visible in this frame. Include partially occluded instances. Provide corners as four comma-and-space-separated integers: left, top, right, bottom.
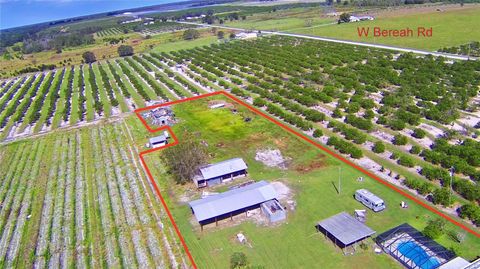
91, 63, 112, 117
33, 70, 64, 133
51, 68, 71, 128
70, 66, 81, 125
109, 60, 146, 109
101, 62, 129, 113
82, 66, 96, 121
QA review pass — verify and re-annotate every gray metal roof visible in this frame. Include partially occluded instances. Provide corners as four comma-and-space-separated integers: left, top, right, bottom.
199, 158, 247, 180
317, 212, 376, 246
189, 180, 277, 222
149, 135, 167, 144
439, 257, 471, 269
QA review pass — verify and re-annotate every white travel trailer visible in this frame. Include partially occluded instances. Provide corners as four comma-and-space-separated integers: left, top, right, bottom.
355, 189, 385, 212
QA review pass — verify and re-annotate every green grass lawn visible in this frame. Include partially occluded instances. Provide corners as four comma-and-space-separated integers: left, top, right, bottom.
92, 64, 112, 118
222, 8, 335, 32
100, 62, 129, 113
51, 68, 71, 128
150, 36, 219, 53
82, 66, 95, 121
138, 96, 480, 269
291, 6, 480, 50
33, 70, 63, 133
69, 66, 80, 125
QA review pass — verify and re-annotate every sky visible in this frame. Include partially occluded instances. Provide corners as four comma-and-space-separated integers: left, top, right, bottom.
0, 0, 184, 30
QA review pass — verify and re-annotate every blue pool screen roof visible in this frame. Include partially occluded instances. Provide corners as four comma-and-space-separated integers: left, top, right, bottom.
317, 211, 376, 246
199, 158, 247, 180
189, 180, 277, 222
375, 223, 456, 268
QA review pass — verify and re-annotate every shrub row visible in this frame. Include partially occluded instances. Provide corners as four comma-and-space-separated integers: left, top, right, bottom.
14, 73, 45, 124
97, 64, 119, 107
87, 65, 103, 114
117, 60, 151, 101
29, 72, 55, 124
327, 136, 363, 159
0, 75, 36, 127
106, 61, 130, 98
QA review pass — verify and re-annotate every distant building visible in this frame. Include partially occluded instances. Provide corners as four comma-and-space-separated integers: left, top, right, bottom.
236, 32, 257, 39
149, 131, 170, 148
121, 17, 142, 24
193, 158, 248, 188
349, 16, 360, 22
189, 180, 285, 228
347, 15, 374, 23
358, 15, 374, 21
326, 12, 340, 17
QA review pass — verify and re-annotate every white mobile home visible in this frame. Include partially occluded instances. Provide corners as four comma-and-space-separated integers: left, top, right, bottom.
355, 189, 385, 212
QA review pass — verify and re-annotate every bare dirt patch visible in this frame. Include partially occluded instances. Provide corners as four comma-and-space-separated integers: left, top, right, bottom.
294, 154, 326, 174
270, 181, 291, 201
273, 137, 289, 150
255, 148, 290, 169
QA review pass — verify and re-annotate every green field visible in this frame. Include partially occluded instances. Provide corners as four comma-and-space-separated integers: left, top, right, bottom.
223, 8, 335, 31
293, 6, 480, 50
138, 96, 480, 269
221, 5, 480, 50
151, 35, 219, 53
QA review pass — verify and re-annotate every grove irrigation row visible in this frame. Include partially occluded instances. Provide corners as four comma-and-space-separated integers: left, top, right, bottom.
0, 123, 187, 268
0, 55, 209, 141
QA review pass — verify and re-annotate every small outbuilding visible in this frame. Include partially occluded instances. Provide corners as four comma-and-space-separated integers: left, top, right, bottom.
261, 199, 286, 223
193, 158, 248, 188
149, 131, 170, 148
316, 212, 376, 254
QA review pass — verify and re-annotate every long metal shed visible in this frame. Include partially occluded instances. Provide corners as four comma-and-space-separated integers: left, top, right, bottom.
194, 157, 248, 187
189, 180, 277, 227
316, 212, 376, 253
200, 158, 248, 180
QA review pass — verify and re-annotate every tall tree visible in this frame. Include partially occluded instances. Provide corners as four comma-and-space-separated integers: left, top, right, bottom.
82, 51, 96, 63
161, 131, 208, 184
183, 29, 200, 40
117, 45, 134, 57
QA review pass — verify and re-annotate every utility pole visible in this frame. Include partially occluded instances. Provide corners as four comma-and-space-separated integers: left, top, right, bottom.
449, 166, 455, 205
338, 166, 341, 194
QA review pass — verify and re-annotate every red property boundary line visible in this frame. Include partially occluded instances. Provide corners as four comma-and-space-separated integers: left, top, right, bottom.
135, 91, 480, 268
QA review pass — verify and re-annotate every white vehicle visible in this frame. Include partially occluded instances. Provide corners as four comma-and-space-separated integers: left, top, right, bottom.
355, 189, 386, 212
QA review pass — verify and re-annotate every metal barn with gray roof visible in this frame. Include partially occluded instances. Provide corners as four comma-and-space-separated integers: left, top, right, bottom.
189, 180, 277, 227
316, 212, 376, 254
148, 131, 170, 148
193, 158, 248, 188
